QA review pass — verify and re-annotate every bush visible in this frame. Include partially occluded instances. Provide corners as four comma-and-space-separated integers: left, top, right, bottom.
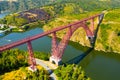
54, 64, 90, 80
0, 49, 28, 74
0, 66, 50, 80
0, 49, 50, 74
34, 52, 50, 61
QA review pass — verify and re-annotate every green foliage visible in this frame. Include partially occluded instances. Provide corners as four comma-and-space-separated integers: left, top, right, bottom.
0, 66, 50, 80
42, 6, 55, 18
105, 9, 120, 22
0, 49, 50, 75
25, 68, 49, 80
2, 13, 27, 27
1, 0, 120, 14
0, 49, 28, 74
58, 0, 120, 11
0, 18, 6, 24
0, 1, 9, 12
15, 17, 28, 26
54, 64, 90, 80
62, 3, 82, 15
0, 0, 53, 13
24, 21, 44, 29
99, 24, 111, 43
34, 52, 50, 61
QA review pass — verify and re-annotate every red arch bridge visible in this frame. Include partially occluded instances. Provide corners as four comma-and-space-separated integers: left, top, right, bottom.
0, 13, 104, 71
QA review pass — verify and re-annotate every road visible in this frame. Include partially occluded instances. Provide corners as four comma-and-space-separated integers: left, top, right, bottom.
35, 59, 58, 80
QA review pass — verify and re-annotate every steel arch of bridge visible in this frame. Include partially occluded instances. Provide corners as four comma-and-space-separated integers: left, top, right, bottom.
0, 13, 104, 71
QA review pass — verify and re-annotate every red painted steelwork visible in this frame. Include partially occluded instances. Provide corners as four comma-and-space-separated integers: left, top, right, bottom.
51, 32, 58, 58
0, 13, 104, 66
0, 13, 103, 52
82, 22, 94, 37
90, 18, 94, 33
27, 41, 36, 71
57, 26, 72, 59
51, 22, 93, 59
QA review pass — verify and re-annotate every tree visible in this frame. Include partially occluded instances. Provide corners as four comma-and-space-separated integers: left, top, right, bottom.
55, 64, 90, 80
18, 0, 27, 11
9, 1, 18, 12
15, 17, 27, 26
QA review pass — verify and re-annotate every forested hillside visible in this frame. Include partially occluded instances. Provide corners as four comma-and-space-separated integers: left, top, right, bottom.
43, 3, 120, 53
0, 0, 53, 13
0, 0, 120, 13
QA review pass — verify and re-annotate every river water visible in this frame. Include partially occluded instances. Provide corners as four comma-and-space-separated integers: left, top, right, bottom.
0, 12, 9, 18
0, 13, 120, 80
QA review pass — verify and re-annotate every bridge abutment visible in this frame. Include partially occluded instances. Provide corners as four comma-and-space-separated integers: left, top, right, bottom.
28, 65, 37, 72
27, 41, 37, 72
49, 56, 62, 65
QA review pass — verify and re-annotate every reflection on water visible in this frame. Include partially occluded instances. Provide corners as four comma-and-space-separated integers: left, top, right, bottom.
79, 50, 120, 80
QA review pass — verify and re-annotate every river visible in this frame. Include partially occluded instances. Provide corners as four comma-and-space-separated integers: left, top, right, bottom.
0, 12, 9, 18
0, 13, 120, 80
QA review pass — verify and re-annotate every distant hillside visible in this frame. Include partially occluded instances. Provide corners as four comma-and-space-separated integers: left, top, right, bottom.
19, 8, 50, 23
51, 0, 120, 11
0, 0, 53, 13
43, 3, 120, 53
0, 0, 17, 1
0, 8, 50, 28
0, 0, 120, 13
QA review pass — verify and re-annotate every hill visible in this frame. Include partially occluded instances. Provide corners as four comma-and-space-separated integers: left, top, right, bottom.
43, 3, 120, 53
0, 8, 50, 31
0, 0, 120, 13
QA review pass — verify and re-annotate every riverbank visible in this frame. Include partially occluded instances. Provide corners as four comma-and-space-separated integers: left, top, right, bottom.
0, 8, 50, 31
0, 12, 9, 19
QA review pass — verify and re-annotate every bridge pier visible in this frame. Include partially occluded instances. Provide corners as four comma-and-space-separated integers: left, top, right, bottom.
50, 32, 62, 65
27, 41, 37, 72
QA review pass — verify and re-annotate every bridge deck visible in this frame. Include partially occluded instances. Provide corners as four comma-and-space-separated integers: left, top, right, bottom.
0, 13, 103, 52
